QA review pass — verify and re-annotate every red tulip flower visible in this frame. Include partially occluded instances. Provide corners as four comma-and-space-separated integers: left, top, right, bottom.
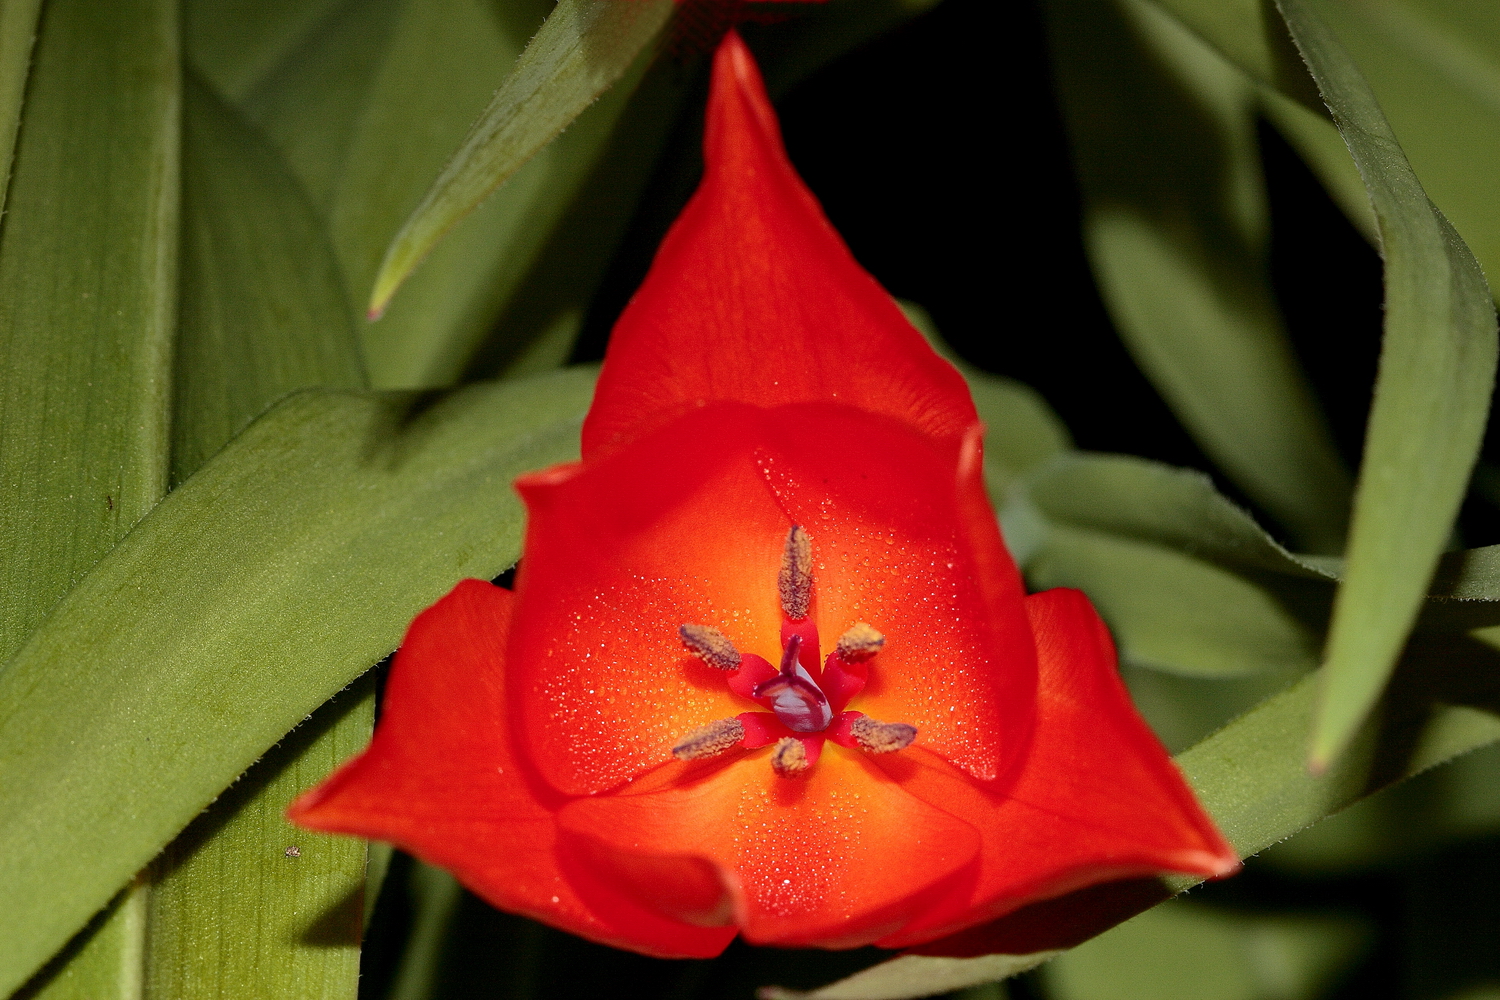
289, 32, 1237, 957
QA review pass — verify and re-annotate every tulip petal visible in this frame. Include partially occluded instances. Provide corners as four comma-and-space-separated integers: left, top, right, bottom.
581, 30, 976, 461
872, 588, 1239, 948
287, 579, 735, 959
557, 746, 982, 948
511, 403, 1032, 795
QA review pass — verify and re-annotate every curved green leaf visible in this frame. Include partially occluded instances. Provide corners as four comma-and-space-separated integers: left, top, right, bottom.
1272, 0, 1498, 769
0, 368, 595, 996
366, 0, 673, 320
1047, 0, 1351, 552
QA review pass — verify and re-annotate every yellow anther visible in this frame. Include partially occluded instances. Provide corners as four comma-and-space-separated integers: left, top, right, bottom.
679, 623, 741, 670
770, 736, 811, 777
673, 718, 745, 760
835, 622, 885, 660
851, 716, 917, 754
778, 525, 813, 619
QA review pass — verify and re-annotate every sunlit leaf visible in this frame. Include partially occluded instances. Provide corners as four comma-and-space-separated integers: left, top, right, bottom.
1047, 0, 1351, 552
0, 369, 594, 997
1271, 0, 1499, 769
368, 0, 673, 320
0, 0, 180, 665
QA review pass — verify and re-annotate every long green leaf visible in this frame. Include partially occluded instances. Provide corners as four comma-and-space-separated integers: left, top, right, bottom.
0, 0, 180, 664
144, 679, 373, 999
0, 369, 595, 996
138, 66, 376, 1000
0, 0, 40, 218
366, 0, 673, 320
1047, 0, 1351, 552
1272, 0, 1498, 768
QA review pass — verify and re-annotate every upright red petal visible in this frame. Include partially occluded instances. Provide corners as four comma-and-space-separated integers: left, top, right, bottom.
872, 588, 1239, 947
287, 580, 735, 959
582, 30, 976, 460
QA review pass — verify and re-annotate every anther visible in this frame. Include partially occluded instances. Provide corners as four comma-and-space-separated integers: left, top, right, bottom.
835, 622, 885, 660
770, 736, 810, 777
851, 716, 917, 754
679, 623, 741, 670
778, 525, 813, 619
673, 718, 746, 760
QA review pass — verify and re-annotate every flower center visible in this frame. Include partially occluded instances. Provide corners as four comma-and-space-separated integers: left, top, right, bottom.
671, 525, 917, 777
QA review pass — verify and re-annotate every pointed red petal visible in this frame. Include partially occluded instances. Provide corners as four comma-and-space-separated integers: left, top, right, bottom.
287, 579, 734, 959
872, 588, 1238, 947
510, 403, 1033, 795
557, 747, 981, 948
581, 30, 976, 460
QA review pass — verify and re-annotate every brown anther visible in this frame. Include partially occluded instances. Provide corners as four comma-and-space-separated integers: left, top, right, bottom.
673, 718, 745, 760
835, 622, 885, 660
778, 525, 813, 619
679, 623, 741, 670
770, 736, 810, 777
851, 716, 917, 754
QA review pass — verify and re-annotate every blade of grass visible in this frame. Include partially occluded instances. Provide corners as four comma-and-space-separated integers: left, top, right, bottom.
1047, 0, 1351, 552
366, 0, 673, 320
1270, 0, 1499, 769
0, 368, 595, 996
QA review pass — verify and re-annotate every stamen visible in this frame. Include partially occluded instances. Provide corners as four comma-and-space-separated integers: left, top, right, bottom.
673, 718, 746, 760
679, 623, 741, 670
778, 525, 813, 619
770, 736, 810, 777
851, 716, 917, 754
835, 622, 885, 660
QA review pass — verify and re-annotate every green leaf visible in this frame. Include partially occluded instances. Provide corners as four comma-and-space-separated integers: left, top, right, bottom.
1042, 899, 1371, 1000
1015, 453, 1332, 678
1301, 0, 1500, 303
240, 0, 668, 390
16, 886, 146, 1000
1272, 0, 1498, 769
1047, 0, 1351, 552
366, 0, 673, 320
0, 0, 180, 664
144, 679, 373, 999
0, 0, 41, 217
173, 67, 365, 482
0, 368, 595, 996
1146, 0, 1324, 109
184, 0, 346, 103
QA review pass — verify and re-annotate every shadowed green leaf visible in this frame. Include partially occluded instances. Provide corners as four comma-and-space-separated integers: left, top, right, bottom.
0, 0, 180, 665
184, 0, 345, 102
173, 68, 364, 481
1271, 0, 1498, 769
1043, 899, 1371, 1000
1047, 0, 1351, 552
0, 0, 40, 217
0, 368, 595, 997
367, 0, 673, 319
144, 679, 373, 1000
